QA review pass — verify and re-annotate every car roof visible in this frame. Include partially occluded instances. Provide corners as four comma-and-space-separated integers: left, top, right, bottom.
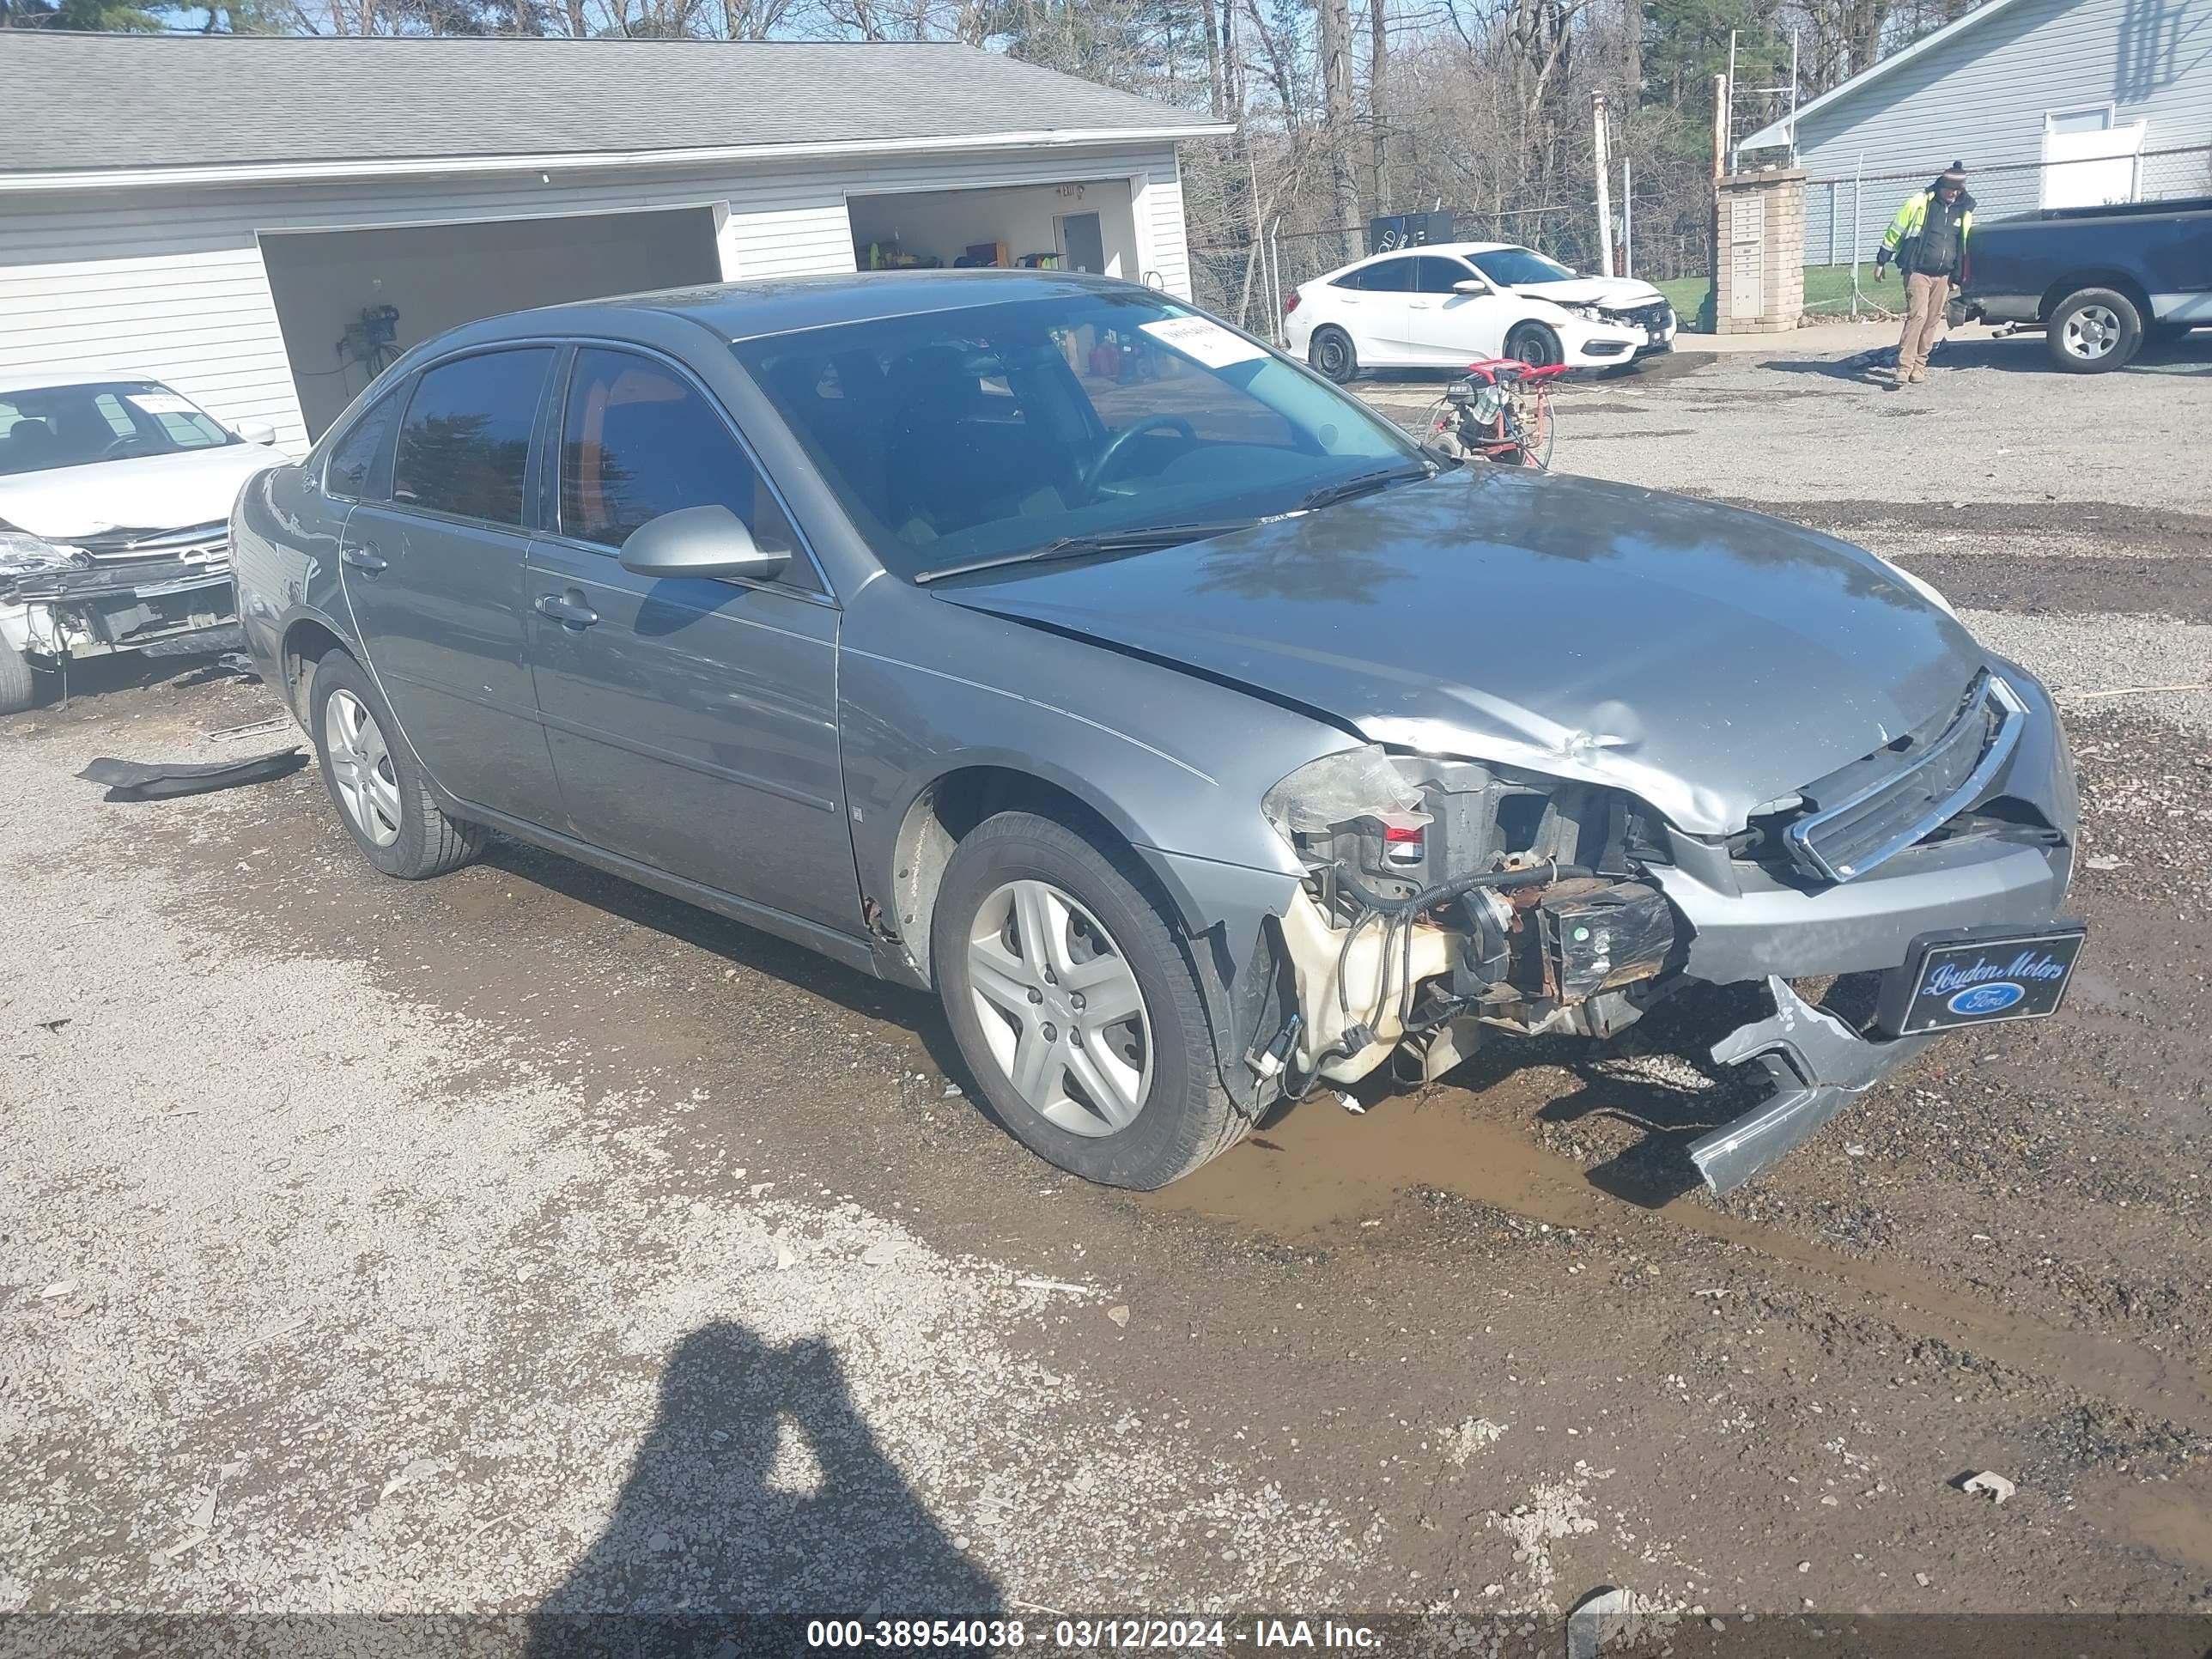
1349, 241, 1520, 267
441, 269, 1172, 352
0, 368, 167, 395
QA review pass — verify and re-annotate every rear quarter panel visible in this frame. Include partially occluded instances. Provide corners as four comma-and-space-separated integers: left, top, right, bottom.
231, 460, 357, 722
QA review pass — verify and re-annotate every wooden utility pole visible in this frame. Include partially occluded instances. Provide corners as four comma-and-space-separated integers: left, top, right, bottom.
1707, 73, 1728, 332
1320, 0, 1362, 257
1712, 71, 1729, 179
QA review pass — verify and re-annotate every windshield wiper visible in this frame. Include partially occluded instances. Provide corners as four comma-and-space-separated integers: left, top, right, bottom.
913, 521, 1255, 585
1297, 461, 1433, 514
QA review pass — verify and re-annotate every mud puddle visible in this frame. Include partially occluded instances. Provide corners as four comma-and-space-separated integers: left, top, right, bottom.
2081, 1470, 2212, 1580
1147, 1081, 2212, 1437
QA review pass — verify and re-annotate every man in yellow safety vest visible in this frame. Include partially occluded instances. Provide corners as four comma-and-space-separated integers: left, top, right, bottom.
1875, 161, 1975, 386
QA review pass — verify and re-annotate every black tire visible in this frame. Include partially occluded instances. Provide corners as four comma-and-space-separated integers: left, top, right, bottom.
2045, 288, 2142, 373
932, 811, 1248, 1189
1309, 326, 1359, 384
307, 649, 483, 879
0, 641, 36, 716
1505, 322, 1563, 369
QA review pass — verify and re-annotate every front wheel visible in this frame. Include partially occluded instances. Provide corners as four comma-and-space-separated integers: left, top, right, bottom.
932, 811, 1249, 1189
2046, 288, 2142, 372
1505, 322, 1564, 369
0, 640, 36, 716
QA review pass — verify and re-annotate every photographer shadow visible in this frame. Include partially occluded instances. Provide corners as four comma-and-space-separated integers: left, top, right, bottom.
529, 1322, 1003, 1658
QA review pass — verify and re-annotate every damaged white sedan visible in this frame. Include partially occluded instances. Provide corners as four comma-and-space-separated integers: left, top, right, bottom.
0, 372, 285, 713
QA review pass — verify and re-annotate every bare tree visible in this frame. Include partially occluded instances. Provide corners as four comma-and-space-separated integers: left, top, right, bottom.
1319, 0, 1362, 246
1365, 0, 1389, 217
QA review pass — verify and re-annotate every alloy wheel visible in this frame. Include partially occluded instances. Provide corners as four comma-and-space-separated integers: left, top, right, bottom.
966, 878, 1152, 1137
2062, 305, 2121, 362
324, 689, 403, 848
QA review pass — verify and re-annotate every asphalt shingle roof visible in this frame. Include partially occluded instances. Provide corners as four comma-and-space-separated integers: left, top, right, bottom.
9, 32, 1222, 175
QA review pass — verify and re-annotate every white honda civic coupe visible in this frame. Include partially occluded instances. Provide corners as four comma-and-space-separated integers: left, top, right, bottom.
1283, 241, 1679, 382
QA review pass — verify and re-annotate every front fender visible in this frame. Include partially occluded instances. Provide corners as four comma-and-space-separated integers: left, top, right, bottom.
841, 581, 1352, 985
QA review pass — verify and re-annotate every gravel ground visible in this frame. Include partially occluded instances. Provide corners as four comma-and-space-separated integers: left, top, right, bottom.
3, 335, 2210, 1650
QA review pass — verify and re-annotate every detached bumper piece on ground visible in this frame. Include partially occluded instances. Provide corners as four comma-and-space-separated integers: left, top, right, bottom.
76, 747, 305, 801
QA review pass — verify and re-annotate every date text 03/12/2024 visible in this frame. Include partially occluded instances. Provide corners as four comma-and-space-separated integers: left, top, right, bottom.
804, 1619, 1382, 1649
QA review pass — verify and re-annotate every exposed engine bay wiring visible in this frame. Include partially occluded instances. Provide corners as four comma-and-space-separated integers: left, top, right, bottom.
1285, 857, 1598, 1103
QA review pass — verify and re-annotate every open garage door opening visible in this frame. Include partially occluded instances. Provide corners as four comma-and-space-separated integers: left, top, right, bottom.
848, 181, 1140, 282
260, 205, 724, 438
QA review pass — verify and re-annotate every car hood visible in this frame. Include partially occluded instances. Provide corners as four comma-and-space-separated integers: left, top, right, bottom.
0, 444, 282, 540
930, 468, 1985, 838
1511, 276, 1668, 310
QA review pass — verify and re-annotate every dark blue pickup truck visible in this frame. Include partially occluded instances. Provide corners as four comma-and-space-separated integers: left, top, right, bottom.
1966, 195, 2212, 371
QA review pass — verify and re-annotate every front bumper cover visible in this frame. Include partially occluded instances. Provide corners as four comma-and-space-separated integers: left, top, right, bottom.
1690, 975, 1937, 1193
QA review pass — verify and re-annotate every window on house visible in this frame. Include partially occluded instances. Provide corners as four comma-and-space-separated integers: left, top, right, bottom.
2046, 106, 2115, 135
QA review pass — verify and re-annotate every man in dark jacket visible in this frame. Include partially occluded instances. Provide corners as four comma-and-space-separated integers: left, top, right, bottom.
1875, 161, 1975, 386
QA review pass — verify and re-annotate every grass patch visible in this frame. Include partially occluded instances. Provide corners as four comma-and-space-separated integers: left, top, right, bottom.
1658, 264, 1869, 332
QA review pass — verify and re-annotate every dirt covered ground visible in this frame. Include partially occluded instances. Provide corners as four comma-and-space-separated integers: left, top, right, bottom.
3, 331, 2209, 1648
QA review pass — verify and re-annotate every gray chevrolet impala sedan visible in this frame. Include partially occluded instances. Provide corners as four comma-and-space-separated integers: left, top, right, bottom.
233, 271, 2083, 1194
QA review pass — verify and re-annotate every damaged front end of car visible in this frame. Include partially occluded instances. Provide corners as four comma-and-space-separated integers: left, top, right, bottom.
1236, 663, 2078, 1194
1250, 741, 1686, 1084
0, 522, 240, 679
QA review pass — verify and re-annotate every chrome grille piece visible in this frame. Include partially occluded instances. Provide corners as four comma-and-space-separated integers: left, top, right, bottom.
1784, 673, 2027, 883
75, 520, 230, 566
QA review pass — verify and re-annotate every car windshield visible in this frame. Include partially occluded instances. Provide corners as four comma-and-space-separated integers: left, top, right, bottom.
1468, 247, 1577, 287
732, 289, 1424, 580
0, 380, 236, 478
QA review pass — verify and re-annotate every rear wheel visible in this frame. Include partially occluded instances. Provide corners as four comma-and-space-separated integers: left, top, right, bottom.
308, 650, 483, 879
933, 811, 1248, 1189
1505, 322, 1564, 369
0, 641, 36, 716
1310, 326, 1359, 384
2045, 288, 2142, 372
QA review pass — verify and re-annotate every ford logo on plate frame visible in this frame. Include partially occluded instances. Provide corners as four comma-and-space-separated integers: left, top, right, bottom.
1947, 981, 2027, 1016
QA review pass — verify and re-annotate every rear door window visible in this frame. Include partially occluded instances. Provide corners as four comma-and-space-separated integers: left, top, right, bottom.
391, 349, 552, 526
1349, 258, 1416, 292
556, 347, 800, 568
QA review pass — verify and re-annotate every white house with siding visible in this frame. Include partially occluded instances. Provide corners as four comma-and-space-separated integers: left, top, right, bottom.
3, 33, 1228, 447
1739, 0, 2212, 264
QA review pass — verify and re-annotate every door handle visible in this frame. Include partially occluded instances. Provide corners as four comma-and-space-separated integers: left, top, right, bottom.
534, 591, 600, 629
341, 544, 387, 573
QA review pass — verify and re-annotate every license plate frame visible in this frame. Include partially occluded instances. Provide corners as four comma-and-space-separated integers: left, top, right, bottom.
1875, 921, 2087, 1036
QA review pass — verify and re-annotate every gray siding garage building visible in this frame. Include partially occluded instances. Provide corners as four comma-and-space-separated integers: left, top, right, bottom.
3, 33, 1226, 447
1741, 0, 2212, 264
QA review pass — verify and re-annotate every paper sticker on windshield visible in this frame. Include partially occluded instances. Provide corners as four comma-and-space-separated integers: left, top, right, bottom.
1139, 316, 1267, 369
125, 392, 201, 416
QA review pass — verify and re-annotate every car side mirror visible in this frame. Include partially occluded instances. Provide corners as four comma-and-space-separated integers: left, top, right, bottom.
237, 420, 278, 446
1451, 279, 1490, 295
618, 504, 789, 583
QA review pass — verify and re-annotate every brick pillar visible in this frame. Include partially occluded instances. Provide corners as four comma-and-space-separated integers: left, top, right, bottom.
1714, 167, 1807, 334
